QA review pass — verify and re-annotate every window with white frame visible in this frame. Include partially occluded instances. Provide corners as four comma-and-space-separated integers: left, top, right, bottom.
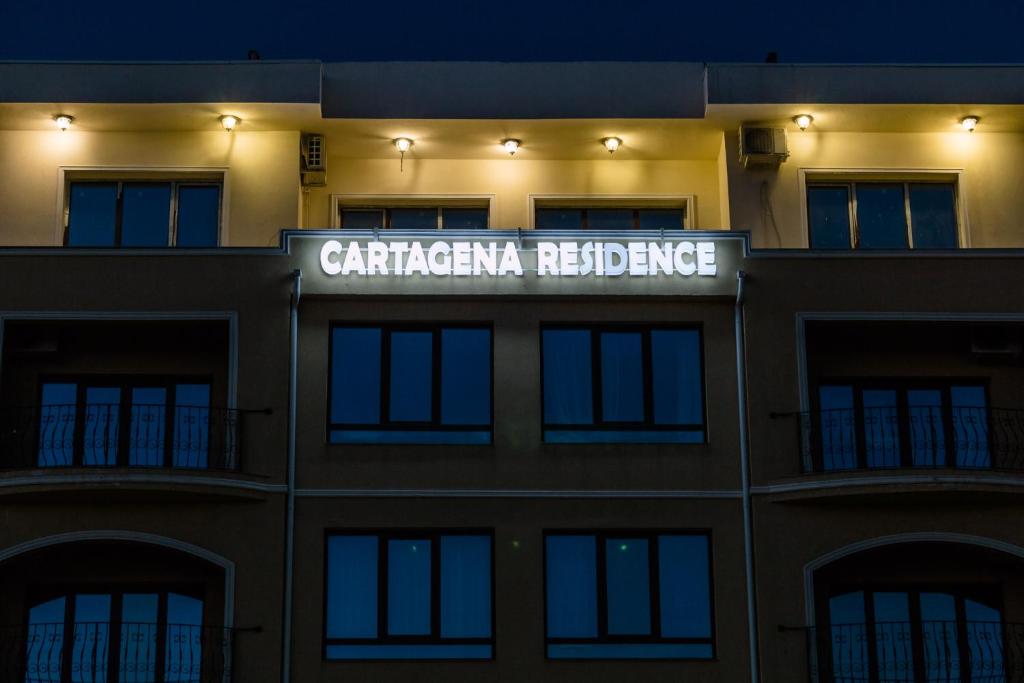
338, 206, 489, 230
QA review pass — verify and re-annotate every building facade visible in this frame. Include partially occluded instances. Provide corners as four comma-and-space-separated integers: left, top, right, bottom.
1, 61, 1024, 682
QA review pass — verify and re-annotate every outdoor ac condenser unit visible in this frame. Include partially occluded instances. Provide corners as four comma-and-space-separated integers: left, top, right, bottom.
301, 133, 327, 187
738, 126, 789, 167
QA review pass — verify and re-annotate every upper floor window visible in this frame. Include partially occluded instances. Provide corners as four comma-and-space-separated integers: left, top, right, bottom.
339, 207, 488, 230
329, 324, 492, 444
325, 531, 494, 660
65, 179, 222, 248
807, 180, 959, 250
535, 207, 686, 230
545, 531, 714, 659
541, 325, 705, 443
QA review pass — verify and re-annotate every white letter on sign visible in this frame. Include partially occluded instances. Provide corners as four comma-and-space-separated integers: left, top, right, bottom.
320, 240, 343, 275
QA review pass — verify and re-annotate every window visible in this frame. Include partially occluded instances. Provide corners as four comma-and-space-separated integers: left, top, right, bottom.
324, 531, 494, 660
544, 531, 714, 659
25, 587, 205, 682
36, 376, 214, 468
815, 379, 990, 471
541, 325, 705, 443
535, 207, 685, 230
339, 207, 488, 230
807, 181, 959, 250
66, 180, 221, 248
329, 325, 492, 444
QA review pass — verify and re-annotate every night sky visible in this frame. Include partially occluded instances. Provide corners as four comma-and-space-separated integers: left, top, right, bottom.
1, 0, 1023, 62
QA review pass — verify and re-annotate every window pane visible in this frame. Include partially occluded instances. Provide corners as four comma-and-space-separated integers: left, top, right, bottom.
650, 330, 703, 426
542, 330, 593, 425
387, 539, 432, 636
536, 208, 583, 230
863, 389, 900, 467
873, 592, 914, 682
441, 208, 488, 230
389, 208, 437, 229
808, 186, 851, 249
173, 383, 211, 468
331, 328, 381, 425
73, 594, 112, 683
600, 332, 644, 422
326, 536, 379, 638
120, 593, 159, 683
828, 592, 868, 681
587, 209, 634, 229
856, 184, 908, 249
819, 385, 857, 471
658, 535, 711, 638
38, 382, 76, 467
67, 183, 117, 247
909, 184, 957, 249
121, 183, 171, 247
907, 389, 944, 467
28, 597, 66, 682
341, 209, 384, 229
129, 387, 166, 467
440, 329, 490, 426
545, 535, 597, 638
920, 592, 960, 681
177, 186, 220, 247
165, 593, 203, 683
638, 209, 684, 230
389, 331, 433, 422
605, 538, 651, 635
83, 387, 120, 466
440, 535, 491, 638
952, 385, 989, 468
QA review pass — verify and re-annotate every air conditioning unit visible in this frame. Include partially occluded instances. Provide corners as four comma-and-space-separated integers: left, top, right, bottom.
738, 126, 789, 167
971, 326, 1023, 360
300, 133, 327, 187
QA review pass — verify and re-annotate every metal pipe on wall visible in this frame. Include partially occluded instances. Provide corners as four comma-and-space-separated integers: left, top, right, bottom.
281, 268, 301, 683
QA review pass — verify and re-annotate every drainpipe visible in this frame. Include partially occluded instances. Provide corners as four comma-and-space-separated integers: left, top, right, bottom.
281, 268, 301, 683
735, 270, 760, 683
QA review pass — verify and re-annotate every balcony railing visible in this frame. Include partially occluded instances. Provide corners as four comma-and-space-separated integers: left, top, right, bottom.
793, 621, 1024, 682
0, 622, 233, 683
773, 406, 1024, 474
0, 404, 263, 472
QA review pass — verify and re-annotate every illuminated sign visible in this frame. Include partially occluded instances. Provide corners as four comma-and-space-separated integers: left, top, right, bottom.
319, 240, 718, 278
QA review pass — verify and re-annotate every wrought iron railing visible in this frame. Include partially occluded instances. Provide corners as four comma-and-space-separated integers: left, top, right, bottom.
0, 404, 266, 472
0, 622, 233, 682
772, 406, 1024, 474
790, 621, 1024, 682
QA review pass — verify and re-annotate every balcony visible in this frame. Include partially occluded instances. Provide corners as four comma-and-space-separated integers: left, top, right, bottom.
775, 406, 1024, 474
0, 622, 234, 683
0, 404, 256, 472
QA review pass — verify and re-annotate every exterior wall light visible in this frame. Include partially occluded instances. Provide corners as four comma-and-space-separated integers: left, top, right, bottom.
54, 115, 74, 131
393, 137, 414, 171
502, 138, 521, 156
602, 136, 622, 154
793, 114, 813, 131
220, 115, 240, 131
961, 116, 979, 132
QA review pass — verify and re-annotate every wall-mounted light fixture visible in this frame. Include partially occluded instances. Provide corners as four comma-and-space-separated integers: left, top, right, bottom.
602, 136, 622, 154
502, 138, 521, 156
793, 114, 813, 131
394, 137, 414, 171
54, 114, 74, 131
960, 116, 979, 132
219, 115, 241, 131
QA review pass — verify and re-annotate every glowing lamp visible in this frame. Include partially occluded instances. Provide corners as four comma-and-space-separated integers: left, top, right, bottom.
54, 115, 74, 131
602, 136, 622, 154
219, 115, 240, 131
502, 138, 521, 156
394, 137, 413, 152
961, 116, 979, 132
793, 114, 813, 131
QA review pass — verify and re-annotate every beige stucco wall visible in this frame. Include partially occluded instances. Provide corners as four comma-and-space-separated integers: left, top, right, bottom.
304, 156, 725, 230
725, 131, 1024, 248
0, 130, 300, 247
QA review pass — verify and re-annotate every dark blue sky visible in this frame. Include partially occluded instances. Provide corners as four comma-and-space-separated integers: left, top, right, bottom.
2, 0, 1022, 62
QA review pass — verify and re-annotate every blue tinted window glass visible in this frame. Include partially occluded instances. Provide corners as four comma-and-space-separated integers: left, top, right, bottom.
828, 592, 868, 681
121, 183, 171, 247
545, 536, 598, 638
863, 389, 900, 468
536, 209, 583, 230
808, 186, 852, 249
84, 387, 120, 466
67, 183, 117, 247
819, 385, 857, 471
129, 387, 166, 467
909, 184, 957, 249
389, 208, 437, 229
908, 389, 945, 467
440, 535, 491, 638
27, 597, 66, 679
326, 536, 378, 638
389, 332, 433, 422
872, 592, 914, 681
441, 208, 488, 229
73, 594, 112, 683
440, 329, 490, 426
542, 330, 593, 425
600, 332, 644, 422
341, 209, 384, 229
331, 328, 382, 425
638, 209, 684, 230
176, 186, 220, 247
952, 385, 989, 468
651, 330, 702, 426
166, 593, 203, 682
387, 539, 432, 636
173, 384, 211, 469
38, 382, 77, 467
605, 538, 651, 635
548, 643, 712, 659
331, 429, 491, 445
544, 429, 704, 444
658, 535, 711, 638
856, 184, 908, 249
587, 209, 634, 229
327, 644, 492, 660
